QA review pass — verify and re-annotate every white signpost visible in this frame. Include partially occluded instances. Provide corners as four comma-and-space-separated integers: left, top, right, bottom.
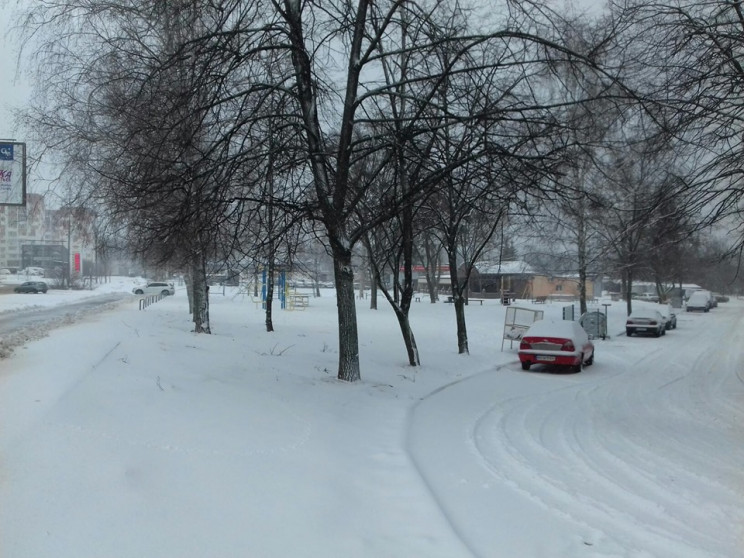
501, 306, 544, 351
0, 141, 26, 206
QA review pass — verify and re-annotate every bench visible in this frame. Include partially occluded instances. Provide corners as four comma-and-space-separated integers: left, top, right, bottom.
288, 294, 309, 310
443, 296, 484, 305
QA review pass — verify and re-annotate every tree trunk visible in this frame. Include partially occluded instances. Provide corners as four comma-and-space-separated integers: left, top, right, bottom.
422, 236, 440, 303
625, 269, 634, 316
265, 261, 275, 333
426, 276, 438, 303
369, 267, 378, 310
577, 201, 588, 315
192, 257, 211, 334
447, 251, 469, 354
184, 272, 193, 315
454, 294, 469, 354
332, 245, 361, 382
393, 305, 420, 366
391, 200, 418, 364
579, 266, 588, 315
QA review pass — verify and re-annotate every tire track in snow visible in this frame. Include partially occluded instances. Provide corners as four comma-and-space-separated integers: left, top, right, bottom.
473, 309, 744, 557
409, 303, 744, 557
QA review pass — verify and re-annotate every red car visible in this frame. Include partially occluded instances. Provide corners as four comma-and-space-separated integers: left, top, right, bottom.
518, 319, 595, 373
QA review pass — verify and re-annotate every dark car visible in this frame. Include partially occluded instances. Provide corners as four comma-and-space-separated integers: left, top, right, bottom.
14, 281, 48, 294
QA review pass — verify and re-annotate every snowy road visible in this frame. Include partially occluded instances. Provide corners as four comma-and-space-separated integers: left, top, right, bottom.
0, 292, 132, 357
409, 304, 744, 558
0, 293, 132, 332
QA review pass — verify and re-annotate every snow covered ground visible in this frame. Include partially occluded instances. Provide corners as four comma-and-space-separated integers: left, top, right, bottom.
0, 279, 742, 557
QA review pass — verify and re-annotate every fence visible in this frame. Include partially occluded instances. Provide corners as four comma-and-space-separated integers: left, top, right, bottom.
138, 293, 167, 310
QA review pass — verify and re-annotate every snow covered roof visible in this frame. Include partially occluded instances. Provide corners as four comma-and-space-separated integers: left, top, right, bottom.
475, 261, 536, 275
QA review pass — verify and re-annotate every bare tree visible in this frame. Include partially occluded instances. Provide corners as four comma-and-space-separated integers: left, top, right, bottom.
594, 121, 689, 315
19, 0, 262, 333
21, 0, 636, 381
622, 0, 744, 252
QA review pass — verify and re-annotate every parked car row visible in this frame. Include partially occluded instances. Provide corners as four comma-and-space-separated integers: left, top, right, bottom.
516, 286, 734, 373
686, 290, 716, 312
632, 292, 660, 303
626, 302, 679, 337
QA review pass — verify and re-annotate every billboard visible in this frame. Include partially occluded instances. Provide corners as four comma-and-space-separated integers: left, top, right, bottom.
501, 306, 544, 351
0, 141, 26, 206
21, 243, 67, 271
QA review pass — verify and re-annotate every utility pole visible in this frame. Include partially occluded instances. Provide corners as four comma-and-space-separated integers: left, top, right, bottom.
67, 212, 71, 289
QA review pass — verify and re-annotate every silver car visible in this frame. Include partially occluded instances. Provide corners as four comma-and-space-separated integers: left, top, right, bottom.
626, 309, 666, 337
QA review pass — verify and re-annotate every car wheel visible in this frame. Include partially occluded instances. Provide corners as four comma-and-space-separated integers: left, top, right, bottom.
571, 357, 583, 373
661, 327, 666, 336
585, 351, 594, 366
135, 289, 144, 294
521, 361, 531, 371
161, 290, 170, 296
626, 328, 633, 337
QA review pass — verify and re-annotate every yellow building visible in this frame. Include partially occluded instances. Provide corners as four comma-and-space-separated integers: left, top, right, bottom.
530, 275, 595, 300
466, 261, 597, 301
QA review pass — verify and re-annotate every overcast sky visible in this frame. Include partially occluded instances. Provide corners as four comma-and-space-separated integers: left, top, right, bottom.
0, 1, 31, 142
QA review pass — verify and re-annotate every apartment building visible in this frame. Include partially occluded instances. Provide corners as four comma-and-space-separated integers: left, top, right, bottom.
0, 193, 94, 273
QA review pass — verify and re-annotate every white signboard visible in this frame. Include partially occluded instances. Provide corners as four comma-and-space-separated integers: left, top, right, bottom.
0, 142, 26, 206
501, 306, 544, 350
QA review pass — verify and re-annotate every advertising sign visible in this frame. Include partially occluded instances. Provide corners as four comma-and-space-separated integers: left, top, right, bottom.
74, 252, 81, 272
0, 141, 26, 206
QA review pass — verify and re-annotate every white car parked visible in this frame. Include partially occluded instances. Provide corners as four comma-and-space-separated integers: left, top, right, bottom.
132, 282, 175, 296
686, 290, 711, 312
